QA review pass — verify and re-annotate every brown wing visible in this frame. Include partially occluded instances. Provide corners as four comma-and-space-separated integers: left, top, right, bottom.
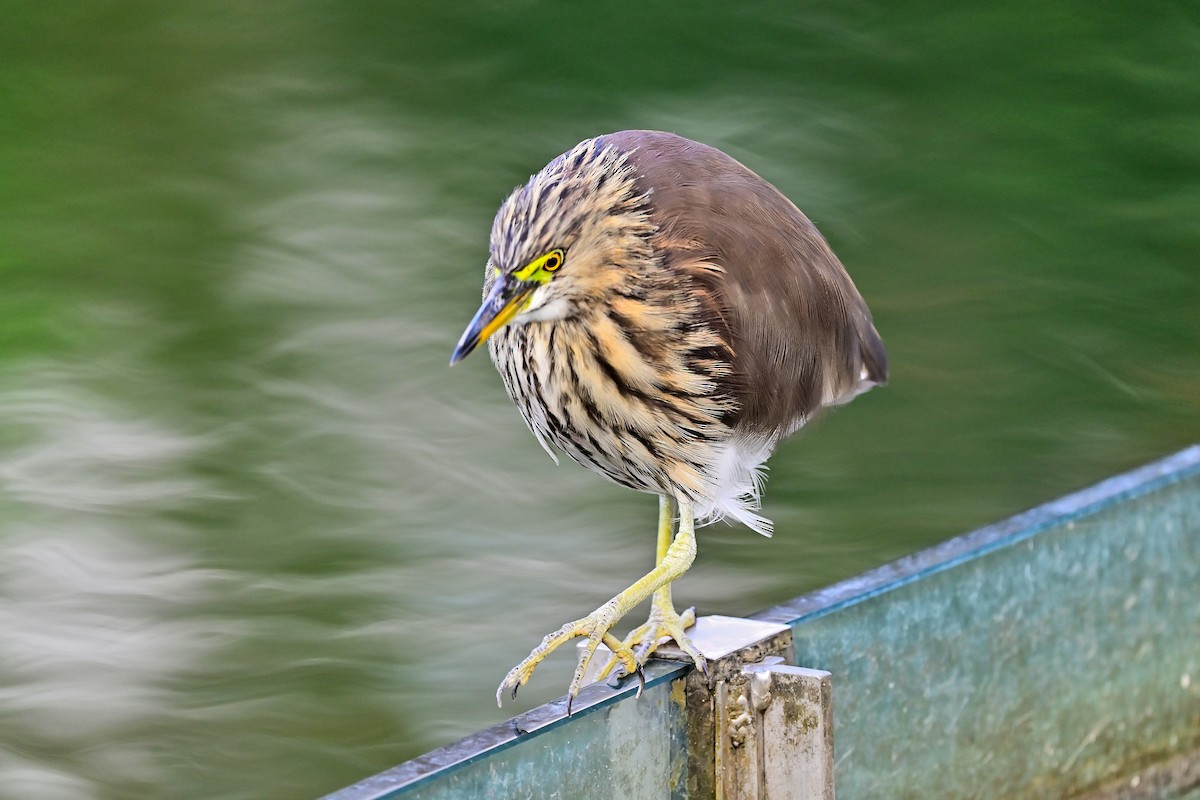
605, 130, 888, 439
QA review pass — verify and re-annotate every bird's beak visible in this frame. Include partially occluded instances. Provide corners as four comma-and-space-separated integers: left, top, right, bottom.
450, 276, 534, 365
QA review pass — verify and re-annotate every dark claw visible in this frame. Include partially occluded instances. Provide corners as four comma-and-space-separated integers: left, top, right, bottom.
511, 684, 519, 701
635, 665, 646, 699
566, 693, 574, 716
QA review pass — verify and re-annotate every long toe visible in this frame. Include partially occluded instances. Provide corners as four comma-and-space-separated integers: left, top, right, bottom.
496, 607, 636, 709
596, 603, 704, 681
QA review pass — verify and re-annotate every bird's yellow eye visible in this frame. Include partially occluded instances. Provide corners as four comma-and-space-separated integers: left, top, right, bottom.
514, 249, 566, 283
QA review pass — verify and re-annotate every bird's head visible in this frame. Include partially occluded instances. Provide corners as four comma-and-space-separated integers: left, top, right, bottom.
450, 137, 655, 365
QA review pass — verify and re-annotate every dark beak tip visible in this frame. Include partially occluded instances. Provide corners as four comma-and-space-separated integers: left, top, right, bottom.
449, 336, 479, 366
451, 279, 514, 367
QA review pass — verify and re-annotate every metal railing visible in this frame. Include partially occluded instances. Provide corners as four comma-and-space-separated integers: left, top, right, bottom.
325, 446, 1200, 800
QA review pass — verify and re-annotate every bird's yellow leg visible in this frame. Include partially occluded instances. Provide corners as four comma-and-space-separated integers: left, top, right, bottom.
497, 496, 701, 711
595, 495, 706, 681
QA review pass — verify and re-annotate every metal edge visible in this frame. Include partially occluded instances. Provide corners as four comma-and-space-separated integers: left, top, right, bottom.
752, 445, 1200, 627
321, 658, 690, 799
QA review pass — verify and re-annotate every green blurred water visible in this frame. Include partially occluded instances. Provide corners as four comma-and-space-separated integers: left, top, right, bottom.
0, 2, 1196, 798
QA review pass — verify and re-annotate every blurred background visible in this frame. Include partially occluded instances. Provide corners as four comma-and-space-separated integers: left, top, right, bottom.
1, 1, 1196, 798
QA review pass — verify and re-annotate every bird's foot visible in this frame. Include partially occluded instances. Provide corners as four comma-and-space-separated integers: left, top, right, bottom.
595, 601, 707, 682
497, 601, 644, 713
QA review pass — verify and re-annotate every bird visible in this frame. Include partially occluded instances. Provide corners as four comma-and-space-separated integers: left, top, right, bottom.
450, 130, 887, 711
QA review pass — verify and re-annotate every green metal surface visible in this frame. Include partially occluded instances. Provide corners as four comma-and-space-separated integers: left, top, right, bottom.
328, 446, 1200, 799
759, 446, 1200, 799
328, 662, 691, 800
407, 690, 686, 800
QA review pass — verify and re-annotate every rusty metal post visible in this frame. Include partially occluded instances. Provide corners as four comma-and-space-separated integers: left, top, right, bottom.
588, 615, 835, 799
732, 661, 834, 800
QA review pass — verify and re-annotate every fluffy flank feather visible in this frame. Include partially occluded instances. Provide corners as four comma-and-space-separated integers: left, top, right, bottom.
692, 437, 775, 537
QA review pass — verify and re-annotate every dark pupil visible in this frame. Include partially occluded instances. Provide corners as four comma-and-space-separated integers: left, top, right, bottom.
546, 256, 560, 270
